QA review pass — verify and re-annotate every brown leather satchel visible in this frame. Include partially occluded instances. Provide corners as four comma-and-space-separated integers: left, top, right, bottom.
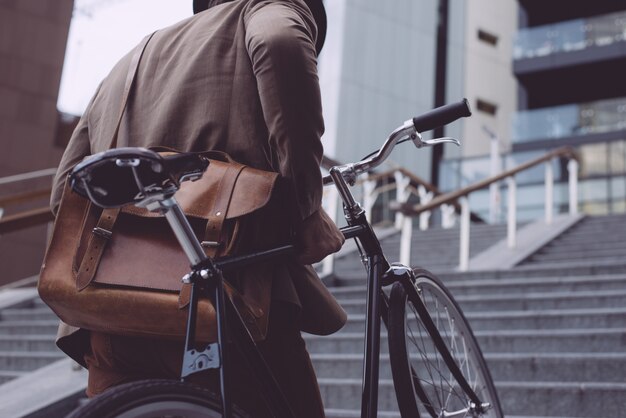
39, 153, 278, 342
38, 33, 279, 342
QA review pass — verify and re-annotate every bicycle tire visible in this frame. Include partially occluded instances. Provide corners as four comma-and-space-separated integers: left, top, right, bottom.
388, 268, 503, 418
65, 379, 251, 418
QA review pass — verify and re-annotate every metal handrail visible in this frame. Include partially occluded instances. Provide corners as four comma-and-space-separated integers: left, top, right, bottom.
392, 146, 578, 216
0, 168, 55, 234
0, 207, 53, 234
388, 146, 580, 271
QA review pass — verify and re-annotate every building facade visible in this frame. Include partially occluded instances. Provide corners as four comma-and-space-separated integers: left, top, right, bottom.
319, 0, 441, 181
0, 0, 74, 285
440, 0, 626, 221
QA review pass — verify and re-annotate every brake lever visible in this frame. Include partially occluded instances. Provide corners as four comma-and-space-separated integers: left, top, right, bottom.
414, 136, 461, 148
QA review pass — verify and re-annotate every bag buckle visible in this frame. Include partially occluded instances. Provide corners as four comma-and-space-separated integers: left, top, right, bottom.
92, 227, 113, 240
201, 241, 221, 248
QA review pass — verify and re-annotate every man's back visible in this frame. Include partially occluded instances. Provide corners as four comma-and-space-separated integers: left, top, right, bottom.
50, 2, 346, 415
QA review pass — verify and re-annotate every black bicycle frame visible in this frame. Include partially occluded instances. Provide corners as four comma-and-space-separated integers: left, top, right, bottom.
176, 209, 393, 418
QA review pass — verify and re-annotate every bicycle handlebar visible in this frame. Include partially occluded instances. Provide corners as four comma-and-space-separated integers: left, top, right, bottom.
412, 99, 471, 133
322, 99, 471, 186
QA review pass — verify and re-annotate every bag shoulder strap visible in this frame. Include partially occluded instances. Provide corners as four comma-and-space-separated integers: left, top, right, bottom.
109, 31, 157, 149
75, 32, 156, 290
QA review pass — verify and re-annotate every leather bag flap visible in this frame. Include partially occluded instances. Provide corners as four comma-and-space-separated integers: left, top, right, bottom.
121, 158, 279, 220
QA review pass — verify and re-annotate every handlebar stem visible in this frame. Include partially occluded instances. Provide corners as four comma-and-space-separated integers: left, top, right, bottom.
330, 166, 365, 221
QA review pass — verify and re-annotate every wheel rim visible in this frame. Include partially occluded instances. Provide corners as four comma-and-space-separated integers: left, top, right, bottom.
115, 400, 223, 418
403, 276, 498, 418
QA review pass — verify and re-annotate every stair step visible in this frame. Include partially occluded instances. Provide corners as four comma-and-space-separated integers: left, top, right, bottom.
496, 381, 626, 417
0, 370, 25, 385
0, 321, 60, 335
340, 307, 626, 332
337, 289, 626, 314
325, 409, 400, 418
0, 335, 57, 352
0, 351, 64, 371
328, 274, 626, 299
317, 378, 626, 417
311, 352, 626, 382
1, 308, 58, 321
304, 328, 626, 354
536, 240, 626, 252
317, 378, 397, 412
529, 249, 626, 263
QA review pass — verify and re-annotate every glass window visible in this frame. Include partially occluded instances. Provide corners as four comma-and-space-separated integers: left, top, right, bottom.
609, 140, 626, 174
512, 105, 578, 142
460, 156, 491, 187
611, 177, 626, 200
440, 160, 460, 192
612, 200, 626, 213
515, 184, 546, 207
517, 206, 545, 222
579, 178, 609, 201
581, 201, 610, 215
505, 151, 557, 184
468, 189, 490, 212
579, 143, 609, 177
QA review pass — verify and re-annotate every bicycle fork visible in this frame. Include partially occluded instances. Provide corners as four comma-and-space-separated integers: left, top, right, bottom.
397, 273, 491, 417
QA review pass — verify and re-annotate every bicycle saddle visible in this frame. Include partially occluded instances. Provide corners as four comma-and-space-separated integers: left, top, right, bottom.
70, 147, 209, 208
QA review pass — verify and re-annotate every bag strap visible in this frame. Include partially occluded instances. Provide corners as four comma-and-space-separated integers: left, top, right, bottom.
203, 163, 246, 256
179, 163, 246, 308
110, 31, 156, 149
76, 208, 119, 291
75, 33, 155, 291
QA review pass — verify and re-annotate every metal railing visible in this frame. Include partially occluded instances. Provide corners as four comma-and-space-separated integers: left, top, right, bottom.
2, 149, 579, 277
512, 97, 626, 143
391, 146, 580, 271
0, 168, 55, 234
320, 164, 476, 275
514, 10, 626, 60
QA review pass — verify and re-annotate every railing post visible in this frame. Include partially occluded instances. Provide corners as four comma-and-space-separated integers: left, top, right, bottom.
545, 160, 553, 225
459, 196, 470, 272
399, 214, 413, 267
394, 171, 411, 229
568, 159, 579, 216
507, 176, 517, 248
322, 187, 340, 276
417, 185, 433, 231
488, 127, 501, 224
362, 176, 378, 223
441, 204, 456, 229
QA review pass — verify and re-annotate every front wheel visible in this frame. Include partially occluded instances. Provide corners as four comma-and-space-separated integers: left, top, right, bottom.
387, 269, 503, 418
66, 379, 251, 418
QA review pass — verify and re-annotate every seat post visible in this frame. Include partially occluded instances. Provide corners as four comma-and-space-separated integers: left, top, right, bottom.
152, 196, 208, 266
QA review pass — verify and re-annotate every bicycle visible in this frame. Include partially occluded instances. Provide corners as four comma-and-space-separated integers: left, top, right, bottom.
65, 99, 502, 418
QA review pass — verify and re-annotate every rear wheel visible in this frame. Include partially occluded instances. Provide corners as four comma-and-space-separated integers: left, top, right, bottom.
66, 379, 251, 418
388, 269, 503, 418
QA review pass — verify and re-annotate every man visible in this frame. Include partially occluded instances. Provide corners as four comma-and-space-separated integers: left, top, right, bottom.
50, 0, 346, 416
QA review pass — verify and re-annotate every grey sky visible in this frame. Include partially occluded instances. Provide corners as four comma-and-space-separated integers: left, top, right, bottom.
57, 0, 191, 115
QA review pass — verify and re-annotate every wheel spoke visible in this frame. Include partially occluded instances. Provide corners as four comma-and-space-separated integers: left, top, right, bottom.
388, 275, 502, 418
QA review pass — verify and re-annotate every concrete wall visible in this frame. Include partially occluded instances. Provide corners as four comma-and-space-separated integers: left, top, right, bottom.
0, 0, 74, 284
445, 0, 518, 159
319, 0, 439, 180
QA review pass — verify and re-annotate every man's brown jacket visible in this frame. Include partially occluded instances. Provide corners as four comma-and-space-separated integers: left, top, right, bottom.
50, 0, 347, 366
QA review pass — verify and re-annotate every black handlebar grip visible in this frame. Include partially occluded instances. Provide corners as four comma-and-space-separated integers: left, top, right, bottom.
412, 98, 472, 133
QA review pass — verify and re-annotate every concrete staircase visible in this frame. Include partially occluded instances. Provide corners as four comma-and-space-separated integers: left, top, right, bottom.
1, 214, 626, 417
0, 287, 87, 417
0, 296, 61, 385
311, 215, 626, 418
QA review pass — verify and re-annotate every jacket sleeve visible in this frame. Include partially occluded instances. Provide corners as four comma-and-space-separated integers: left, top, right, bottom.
50, 84, 102, 215
244, 1, 324, 222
